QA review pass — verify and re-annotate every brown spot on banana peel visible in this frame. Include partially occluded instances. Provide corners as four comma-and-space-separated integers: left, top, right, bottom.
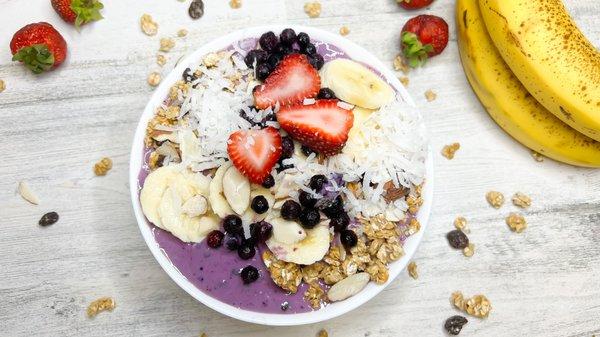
559, 106, 574, 121
487, 6, 528, 57
463, 9, 468, 29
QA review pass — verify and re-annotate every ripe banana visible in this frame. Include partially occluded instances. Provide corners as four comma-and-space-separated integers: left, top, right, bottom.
266, 220, 331, 265
457, 0, 600, 167
478, 0, 600, 141
319, 59, 394, 109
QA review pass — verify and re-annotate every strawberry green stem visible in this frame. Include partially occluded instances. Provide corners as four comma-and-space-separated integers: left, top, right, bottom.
401, 31, 434, 68
12, 44, 55, 74
71, 0, 104, 29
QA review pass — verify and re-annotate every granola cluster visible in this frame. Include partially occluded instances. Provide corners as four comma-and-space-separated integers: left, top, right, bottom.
93, 157, 113, 176
451, 291, 492, 318
262, 251, 303, 294
86, 297, 116, 318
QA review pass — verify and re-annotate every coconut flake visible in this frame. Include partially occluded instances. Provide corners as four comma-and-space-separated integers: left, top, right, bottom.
18, 181, 39, 205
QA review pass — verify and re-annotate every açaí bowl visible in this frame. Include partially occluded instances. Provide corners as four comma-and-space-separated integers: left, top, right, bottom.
129, 25, 433, 326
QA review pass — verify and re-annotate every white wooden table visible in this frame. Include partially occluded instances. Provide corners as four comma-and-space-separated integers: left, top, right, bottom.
1, 1, 599, 336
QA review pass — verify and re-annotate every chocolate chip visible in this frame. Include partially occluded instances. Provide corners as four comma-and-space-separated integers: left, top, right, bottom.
39, 212, 59, 227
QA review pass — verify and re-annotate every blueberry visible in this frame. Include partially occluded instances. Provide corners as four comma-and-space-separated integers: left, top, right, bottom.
259, 31, 279, 52
299, 208, 320, 229
238, 242, 256, 260
256, 63, 271, 81
223, 215, 243, 234
281, 136, 294, 159
309, 174, 328, 192
308, 53, 325, 70
280, 200, 302, 220
244, 49, 268, 68
267, 53, 282, 69
280, 28, 297, 46
224, 233, 242, 251
322, 195, 344, 218
340, 229, 358, 248
250, 221, 273, 243
297, 32, 310, 48
301, 145, 317, 157
317, 88, 336, 99
240, 265, 259, 284
298, 190, 317, 208
275, 43, 294, 56
251, 195, 269, 214
303, 43, 317, 55
261, 174, 275, 188
330, 213, 350, 232
206, 230, 224, 248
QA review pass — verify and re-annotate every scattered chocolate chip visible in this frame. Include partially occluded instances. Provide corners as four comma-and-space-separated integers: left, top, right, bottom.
444, 315, 468, 335
188, 0, 204, 19
39, 212, 59, 227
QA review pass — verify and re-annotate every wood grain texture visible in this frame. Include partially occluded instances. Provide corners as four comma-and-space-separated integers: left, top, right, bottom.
1, 1, 599, 336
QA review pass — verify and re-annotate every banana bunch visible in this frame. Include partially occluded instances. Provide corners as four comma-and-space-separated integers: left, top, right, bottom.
457, 0, 600, 167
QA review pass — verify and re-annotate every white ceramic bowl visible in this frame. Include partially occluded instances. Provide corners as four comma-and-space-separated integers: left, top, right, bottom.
129, 25, 433, 326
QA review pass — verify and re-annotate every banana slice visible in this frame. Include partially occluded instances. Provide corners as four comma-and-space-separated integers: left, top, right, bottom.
270, 217, 307, 244
140, 165, 180, 227
181, 195, 208, 217
241, 187, 276, 223
223, 165, 251, 215
209, 162, 234, 218
319, 59, 394, 109
348, 106, 375, 141
266, 221, 331, 265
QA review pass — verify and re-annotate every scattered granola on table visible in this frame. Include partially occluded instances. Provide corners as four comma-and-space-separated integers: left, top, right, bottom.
86, 297, 115, 318
441, 143, 460, 159
462, 243, 475, 257
229, 0, 242, 9
159, 37, 175, 52
407, 261, 418, 279
447, 230, 469, 249
511, 192, 531, 208
393, 54, 409, 74
156, 54, 167, 66
451, 291, 491, 318
0, 79, 5, 93
140, 14, 158, 36
506, 213, 527, 233
486, 191, 504, 208
445, 315, 468, 335
453, 216, 469, 233
531, 150, 544, 162
147, 72, 161, 87
425, 89, 437, 101
93, 157, 113, 176
177, 28, 188, 37
399, 76, 409, 87
317, 329, 328, 337
339, 26, 350, 36
304, 2, 322, 18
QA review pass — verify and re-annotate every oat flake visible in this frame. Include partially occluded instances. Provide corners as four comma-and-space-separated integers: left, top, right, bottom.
486, 191, 504, 208
451, 291, 491, 318
304, 2, 322, 18
317, 329, 328, 337
140, 14, 158, 36
407, 261, 418, 279
511, 192, 531, 208
441, 143, 460, 159
506, 212, 527, 233
177, 29, 188, 37
157, 54, 167, 66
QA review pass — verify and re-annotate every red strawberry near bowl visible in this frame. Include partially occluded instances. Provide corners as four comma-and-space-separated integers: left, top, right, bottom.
10, 22, 68, 74
227, 127, 283, 184
277, 99, 354, 156
253, 53, 320, 109
401, 14, 448, 68
397, 0, 434, 10
51, 0, 104, 28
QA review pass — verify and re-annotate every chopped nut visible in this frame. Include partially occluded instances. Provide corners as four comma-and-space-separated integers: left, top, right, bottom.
399, 76, 409, 87
462, 243, 475, 257
177, 28, 188, 37
407, 261, 418, 279
393, 55, 409, 74
159, 37, 175, 52
304, 282, 326, 309
486, 191, 504, 208
511, 192, 531, 208
317, 329, 328, 337
506, 213, 527, 233
339, 26, 350, 36
425, 89, 437, 101
18, 181, 40, 205
140, 14, 158, 36
451, 292, 492, 318
531, 150, 544, 162
147, 72, 161, 87
229, 0, 242, 8
156, 54, 167, 66
86, 297, 115, 317
441, 143, 460, 159
304, 2, 322, 18
454, 216, 469, 233
0, 79, 5, 93
383, 180, 408, 203
202, 52, 220, 67
93, 157, 113, 176
262, 251, 303, 293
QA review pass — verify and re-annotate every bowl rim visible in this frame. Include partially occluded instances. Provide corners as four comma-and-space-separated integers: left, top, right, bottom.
129, 24, 433, 326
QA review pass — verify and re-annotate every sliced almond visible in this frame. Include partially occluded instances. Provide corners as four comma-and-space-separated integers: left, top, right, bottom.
18, 181, 39, 205
327, 272, 370, 302
222, 165, 250, 215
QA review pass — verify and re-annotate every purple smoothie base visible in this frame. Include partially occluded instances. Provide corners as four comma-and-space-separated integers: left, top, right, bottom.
137, 37, 405, 314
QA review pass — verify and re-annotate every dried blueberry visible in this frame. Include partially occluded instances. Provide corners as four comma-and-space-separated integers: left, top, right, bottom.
256, 63, 271, 81
206, 230, 224, 248
299, 208, 320, 229
322, 195, 344, 218
251, 195, 269, 214
250, 221, 273, 243
298, 190, 317, 208
330, 213, 350, 232
340, 229, 358, 248
39, 212, 59, 227
261, 174, 275, 188
309, 174, 328, 192
444, 315, 468, 335
280, 28, 297, 46
301, 145, 317, 157
308, 53, 325, 70
244, 49, 268, 68
275, 43, 294, 56
446, 230, 469, 249
267, 53, 282, 69
281, 136, 294, 159
303, 43, 317, 55
223, 215, 243, 235
188, 0, 204, 19
238, 242, 256, 260
281, 200, 302, 220
317, 88, 336, 99
224, 233, 242, 251
240, 265, 259, 284
259, 31, 279, 52
297, 32, 310, 48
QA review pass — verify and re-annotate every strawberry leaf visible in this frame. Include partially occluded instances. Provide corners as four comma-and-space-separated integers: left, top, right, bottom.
71, 0, 104, 29
401, 31, 433, 68
12, 44, 55, 74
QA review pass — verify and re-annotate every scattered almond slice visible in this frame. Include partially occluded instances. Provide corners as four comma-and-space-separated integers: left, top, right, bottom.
86, 297, 115, 318
18, 181, 39, 205
327, 272, 370, 301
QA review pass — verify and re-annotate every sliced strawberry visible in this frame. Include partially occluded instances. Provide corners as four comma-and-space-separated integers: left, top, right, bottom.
277, 100, 354, 156
253, 53, 320, 109
227, 127, 282, 184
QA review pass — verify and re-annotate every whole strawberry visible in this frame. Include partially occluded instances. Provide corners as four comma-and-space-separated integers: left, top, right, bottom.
397, 0, 434, 10
51, 0, 104, 28
10, 22, 68, 74
401, 14, 448, 68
